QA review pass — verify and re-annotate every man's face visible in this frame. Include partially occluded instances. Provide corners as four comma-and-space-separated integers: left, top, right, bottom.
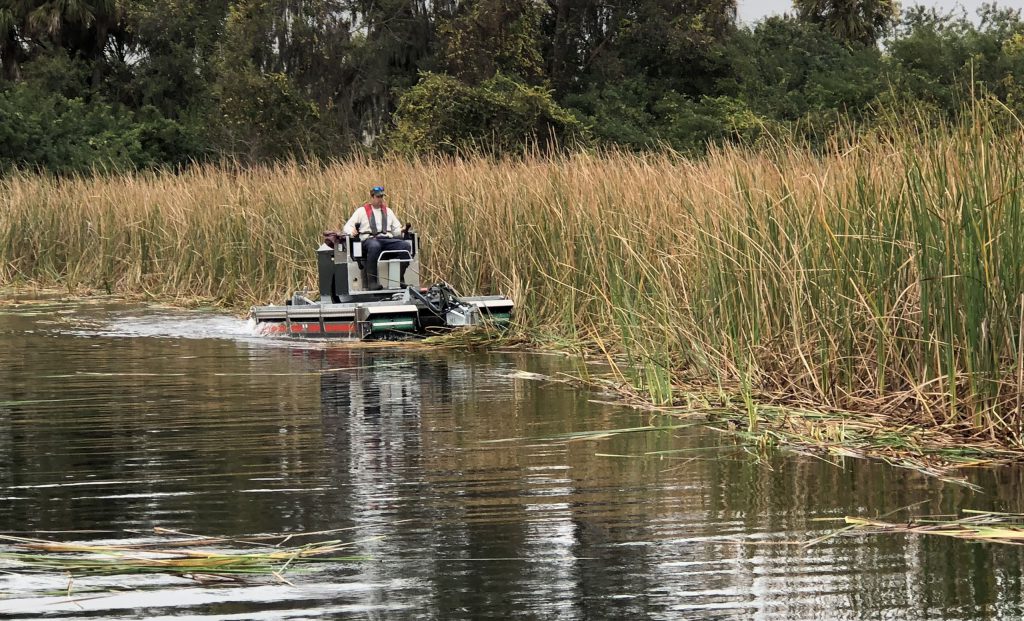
370, 193, 384, 206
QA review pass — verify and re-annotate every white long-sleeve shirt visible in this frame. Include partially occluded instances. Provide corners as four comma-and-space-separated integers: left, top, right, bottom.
342, 203, 403, 239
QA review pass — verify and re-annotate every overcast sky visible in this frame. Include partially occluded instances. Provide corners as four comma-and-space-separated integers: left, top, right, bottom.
737, 0, 1001, 25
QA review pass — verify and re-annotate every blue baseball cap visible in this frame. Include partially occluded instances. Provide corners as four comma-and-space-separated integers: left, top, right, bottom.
370, 185, 385, 196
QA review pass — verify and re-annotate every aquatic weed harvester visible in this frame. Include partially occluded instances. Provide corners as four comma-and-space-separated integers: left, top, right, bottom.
250, 229, 514, 338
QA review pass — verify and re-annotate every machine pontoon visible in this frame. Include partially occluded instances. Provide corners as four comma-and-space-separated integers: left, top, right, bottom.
250, 230, 514, 339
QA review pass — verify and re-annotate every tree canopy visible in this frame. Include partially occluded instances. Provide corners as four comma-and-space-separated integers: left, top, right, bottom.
0, 0, 1022, 171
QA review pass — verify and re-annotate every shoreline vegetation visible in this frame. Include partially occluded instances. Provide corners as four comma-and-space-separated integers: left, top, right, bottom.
4, 116, 1024, 478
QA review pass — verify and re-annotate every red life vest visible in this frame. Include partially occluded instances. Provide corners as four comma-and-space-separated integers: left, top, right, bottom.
362, 203, 388, 235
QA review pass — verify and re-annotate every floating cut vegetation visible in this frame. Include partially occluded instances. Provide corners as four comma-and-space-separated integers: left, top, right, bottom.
481, 422, 703, 444
690, 401, 1014, 487
843, 510, 1024, 545
4, 114, 1024, 447
0, 528, 369, 581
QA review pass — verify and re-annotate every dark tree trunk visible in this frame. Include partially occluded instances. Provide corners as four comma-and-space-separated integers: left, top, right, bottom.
1, 37, 19, 81
550, 0, 571, 94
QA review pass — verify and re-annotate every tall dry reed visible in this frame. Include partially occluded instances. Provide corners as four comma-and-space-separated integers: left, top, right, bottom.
3, 119, 1024, 442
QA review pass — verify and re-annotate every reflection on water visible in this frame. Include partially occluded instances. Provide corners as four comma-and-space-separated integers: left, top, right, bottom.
2, 300, 1024, 619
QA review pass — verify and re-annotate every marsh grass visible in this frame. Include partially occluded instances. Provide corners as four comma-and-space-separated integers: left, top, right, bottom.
4, 113, 1024, 446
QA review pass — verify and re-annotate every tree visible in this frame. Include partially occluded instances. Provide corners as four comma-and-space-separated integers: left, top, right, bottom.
435, 0, 546, 85
210, 0, 328, 160
730, 16, 885, 124
0, 0, 127, 81
792, 0, 899, 46
542, 0, 737, 97
208, 0, 439, 154
388, 72, 586, 155
123, 0, 229, 117
885, 5, 1024, 118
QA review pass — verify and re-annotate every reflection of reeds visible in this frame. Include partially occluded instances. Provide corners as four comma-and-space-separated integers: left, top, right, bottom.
3, 119, 1024, 443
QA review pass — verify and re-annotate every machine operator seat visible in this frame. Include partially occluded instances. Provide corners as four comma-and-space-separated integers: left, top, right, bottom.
345, 230, 418, 291
317, 227, 420, 302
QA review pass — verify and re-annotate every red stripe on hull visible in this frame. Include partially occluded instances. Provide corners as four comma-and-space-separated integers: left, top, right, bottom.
323, 323, 355, 333
256, 321, 355, 336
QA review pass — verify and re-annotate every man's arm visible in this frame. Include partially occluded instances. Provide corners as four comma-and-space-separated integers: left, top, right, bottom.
387, 212, 403, 237
341, 210, 361, 237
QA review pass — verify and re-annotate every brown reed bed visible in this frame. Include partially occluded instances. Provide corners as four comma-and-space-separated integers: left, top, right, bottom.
4, 116, 1024, 459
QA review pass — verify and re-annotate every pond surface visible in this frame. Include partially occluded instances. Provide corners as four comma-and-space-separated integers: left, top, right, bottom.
1, 297, 1024, 620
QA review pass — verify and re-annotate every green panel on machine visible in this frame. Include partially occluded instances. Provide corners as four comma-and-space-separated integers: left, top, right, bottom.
370, 317, 417, 332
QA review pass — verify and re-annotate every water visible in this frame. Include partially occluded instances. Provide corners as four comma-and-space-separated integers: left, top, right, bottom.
2, 297, 1024, 619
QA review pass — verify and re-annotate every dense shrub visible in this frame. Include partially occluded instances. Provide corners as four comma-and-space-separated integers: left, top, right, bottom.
0, 84, 201, 173
389, 73, 587, 155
